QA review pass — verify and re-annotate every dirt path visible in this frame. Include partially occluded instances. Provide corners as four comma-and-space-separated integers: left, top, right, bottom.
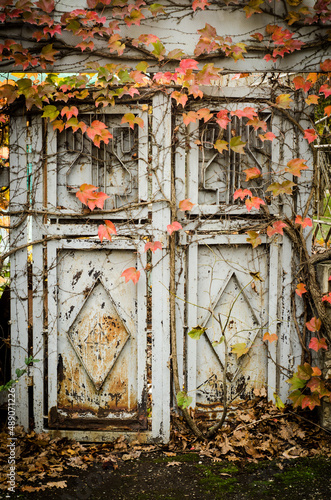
2, 453, 331, 500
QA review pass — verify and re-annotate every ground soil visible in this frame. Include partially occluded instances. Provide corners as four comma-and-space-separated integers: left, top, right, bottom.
1, 452, 331, 500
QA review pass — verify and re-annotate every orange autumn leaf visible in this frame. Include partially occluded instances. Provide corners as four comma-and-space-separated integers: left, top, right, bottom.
98, 220, 117, 242
263, 332, 278, 343
179, 199, 194, 211
295, 283, 307, 297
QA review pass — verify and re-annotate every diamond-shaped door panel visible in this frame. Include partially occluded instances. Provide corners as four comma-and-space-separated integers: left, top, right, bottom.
199, 271, 260, 379
67, 279, 131, 391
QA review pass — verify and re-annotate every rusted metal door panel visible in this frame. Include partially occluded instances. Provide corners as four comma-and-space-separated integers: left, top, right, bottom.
47, 240, 147, 430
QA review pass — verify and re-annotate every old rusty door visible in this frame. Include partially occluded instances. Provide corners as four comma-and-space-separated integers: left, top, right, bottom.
14, 96, 172, 441
174, 85, 308, 414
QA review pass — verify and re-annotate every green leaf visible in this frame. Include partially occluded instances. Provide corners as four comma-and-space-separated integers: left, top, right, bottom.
136, 61, 149, 73
231, 342, 249, 358
25, 356, 40, 366
15, 368, 26, 378
188, 326, 206, 340
273, 392, 285, 409
42, 105, 59, 122
229, 136, 246, 154
176, 391, 192, 409
286, 373, 306, 391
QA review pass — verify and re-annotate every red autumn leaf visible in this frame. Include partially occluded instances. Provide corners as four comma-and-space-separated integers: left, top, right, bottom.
267, 220, 287, 237
286, 158, 309, 177
121, 267, 140, 284
244, 0, 264, 18
296, 283, 307, 297
250, 32, 264, 42
275, 94, 293, 109
320, 59, 331, 72
98, 220, 117, 242
214, 139, 228, 154
179, 199, 194, 211
231, 107, 257, 120
171, 91, 188, 107
177, 58, 199, 73
266, 181, 296, 197
301, 394, 321, 411
319, 84, 331, 98
259, 132, 276, 142
245, 196, 266, 212
263, 332, 278, 343
192, 0, 210, 11
167, 221, 183, 235
86, 120, 113, 148
61, 106, 78, 120
35, 0, 54, 13
216, 110, 230, 129
303, 128, 318, 143
246, 230, 262, 248
121, 113, 144, 130
293, 76, 312, 93
322, 292, 331, 304
76, 184, 109, 211
309, 337, 328, 352
306, 318, 322, 333
233, 188, 252, 201
295, 215, 312, 228
144, 241, 163, 253
244, 167, 261, 181
305, 95, 319, 106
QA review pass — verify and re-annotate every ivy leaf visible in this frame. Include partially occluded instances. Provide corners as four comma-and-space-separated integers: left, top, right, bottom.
303, 128, 318, 143
275, 94, 293, 109
312, 366, 322, 377
266, 221, 287, 237
297, 363, 313, 381
42, 105, 59, 122
246, 230, 262, 248
182, 111, 198, 126
167, 221, 182, 235
179, 199, 194, 211
216, 110, 230, 129
152, 40, 166, 60
121, 113, 144, 130
229, 136, 246, 154
295, 283, 307, 297
263, 332, 278, 343
144, 241, 162, 253
196, 108, 213, 123
295, 215, 312, 228
287, 374, 306, 392
245, 196, 265, 212
243, 0, 264, 18
61, 106, 78, 120
244, 167, 261, 181
301, 395, 321, 411
86, 120, 113, 148
176, 391, 192, 409
149, 3, 166, 16
76, 184, 109, 211
231, 107, 257, 120
35, 0, 54, 14
293, 76, 312, 93
188, 326, 206, 340
98, 220, 117, 243
266, 181, 296, 197
319, 84, 331, 98
259, 132, 276, 142
171, 91, 188, 107
289, 390, 305, 408
233, 188, 252, 201
285, 158, 309, 177
320, 59, 331, 72
121, 267, 140, 284
305, 95, 319, 106
231, 342, 249, 358
273, 392, 285, 409
306, 317, 322, 332
322, 292, 331, 304
325, 106, 331, 118
214, 139, 228, 154
309, 337, 328, 351
192, 0, 210, 11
